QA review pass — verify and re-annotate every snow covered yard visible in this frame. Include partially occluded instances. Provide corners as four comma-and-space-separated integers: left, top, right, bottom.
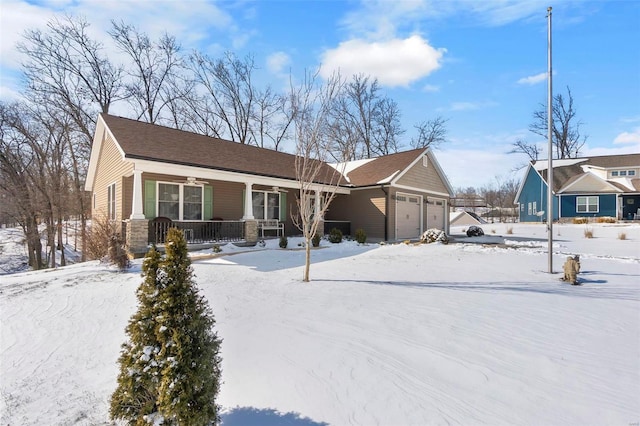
1, 223, 639, 425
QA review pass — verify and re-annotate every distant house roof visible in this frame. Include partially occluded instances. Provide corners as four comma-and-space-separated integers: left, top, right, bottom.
531, 154, 640, 193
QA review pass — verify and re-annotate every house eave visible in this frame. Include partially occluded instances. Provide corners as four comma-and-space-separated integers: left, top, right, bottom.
129, 157, 352, 194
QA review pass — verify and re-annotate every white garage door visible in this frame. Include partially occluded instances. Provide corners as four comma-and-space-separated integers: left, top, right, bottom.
396, 193, 421, 239
426, 198, 446, 230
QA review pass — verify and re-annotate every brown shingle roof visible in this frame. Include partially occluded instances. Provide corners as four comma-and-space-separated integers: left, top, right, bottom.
345, 148, 426, 186
101, 114, 341, 184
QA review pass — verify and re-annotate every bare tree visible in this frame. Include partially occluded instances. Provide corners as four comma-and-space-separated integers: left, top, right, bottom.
372, 97, 404, 155
509, 138, 541, 162
19, 15, 123, 261
110, 21, 184, 124
529, 86, 587, 159
330, 74, 404, 160
250, 86, 294, 151
411, 116, 448, 149
0, 103, 45, 269
189, 51, 257, 143
290, 71, 347, 282
480, 176, 519, 223
19, 15, 123, 137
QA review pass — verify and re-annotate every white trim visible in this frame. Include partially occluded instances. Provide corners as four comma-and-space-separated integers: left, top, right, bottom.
392, 183, 451, 198
251, 189, 280, 220
131, 159, 351, 195
107, 181, 117, 221
130, 169, 145, 219
576, 195, 599, 213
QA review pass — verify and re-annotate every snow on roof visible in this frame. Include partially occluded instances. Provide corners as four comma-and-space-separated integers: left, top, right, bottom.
329, 158, 376, 184
377, 170, 400, 184
532, 158, 587, 171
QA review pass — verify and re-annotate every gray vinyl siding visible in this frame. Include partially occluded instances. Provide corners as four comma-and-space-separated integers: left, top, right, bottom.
327, 189, 387, 240
395, 152, 448, 195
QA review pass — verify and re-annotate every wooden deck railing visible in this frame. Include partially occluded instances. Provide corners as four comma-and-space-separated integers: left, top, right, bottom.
149, 220, 245, 244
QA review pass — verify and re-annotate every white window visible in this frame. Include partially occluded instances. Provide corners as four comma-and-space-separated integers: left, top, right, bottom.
107, 183, 116, 221
252, 191, 280, 220
158, 183, 203, 220
612, 169, 636, 177
532, 201, 537, 215
576, 196, 598, 213
183, 186, 203, 220
528, 202, 532, 215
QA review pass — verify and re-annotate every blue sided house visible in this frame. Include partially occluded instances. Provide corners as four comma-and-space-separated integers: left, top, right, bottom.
515, 154, 640, 222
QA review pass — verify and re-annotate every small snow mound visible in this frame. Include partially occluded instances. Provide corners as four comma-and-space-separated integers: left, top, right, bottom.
420, 228, 449, 244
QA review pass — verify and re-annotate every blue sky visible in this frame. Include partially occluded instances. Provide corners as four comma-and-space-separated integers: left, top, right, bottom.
1, 0, 638, 189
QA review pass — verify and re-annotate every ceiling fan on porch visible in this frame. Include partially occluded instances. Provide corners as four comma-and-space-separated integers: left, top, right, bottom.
173, 176, 208, 185
272, 186, 288, 193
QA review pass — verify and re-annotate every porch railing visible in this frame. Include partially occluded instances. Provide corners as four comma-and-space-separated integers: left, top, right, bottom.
149, 220, 245, 245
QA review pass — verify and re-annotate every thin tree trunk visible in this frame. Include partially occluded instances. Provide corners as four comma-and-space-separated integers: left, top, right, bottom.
57, 216, 66, 266
303, 239, 311, 282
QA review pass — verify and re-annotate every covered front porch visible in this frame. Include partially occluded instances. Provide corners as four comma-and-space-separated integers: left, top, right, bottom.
121, 161, 349, 255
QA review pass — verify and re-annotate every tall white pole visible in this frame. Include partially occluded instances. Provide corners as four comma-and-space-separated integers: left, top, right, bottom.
547, 6, 554, 273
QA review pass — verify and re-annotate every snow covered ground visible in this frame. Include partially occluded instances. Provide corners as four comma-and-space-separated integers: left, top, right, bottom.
1, 222, 639, 425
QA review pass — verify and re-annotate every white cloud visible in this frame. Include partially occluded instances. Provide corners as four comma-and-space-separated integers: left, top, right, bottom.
0, 0, 237, 72
613, 128, 640, 145
450, 102, 479, 111
448, 100, 497, 112
619, 116, 640, 124
320, 35, 445, 87
422, 84, 440, 93
517, 72, 547, 85
267, 51, 291, 75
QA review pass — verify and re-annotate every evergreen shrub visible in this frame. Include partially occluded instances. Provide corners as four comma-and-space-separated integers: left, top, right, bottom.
354, 228, 367, 244
110, 228, 222, 425
328, 228, 343, 243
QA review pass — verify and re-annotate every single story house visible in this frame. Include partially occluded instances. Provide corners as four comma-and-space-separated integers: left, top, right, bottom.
514, 154, 640, 222
85, 114, 454, 254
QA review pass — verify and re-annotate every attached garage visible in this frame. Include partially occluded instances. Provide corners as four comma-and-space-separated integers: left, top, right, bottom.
396, 193, 422, 239
426, 197, 446, 230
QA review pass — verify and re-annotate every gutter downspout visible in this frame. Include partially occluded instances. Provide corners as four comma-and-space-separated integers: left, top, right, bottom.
381, 185, 388, 241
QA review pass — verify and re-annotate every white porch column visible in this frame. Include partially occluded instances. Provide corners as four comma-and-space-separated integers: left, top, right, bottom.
130, 169, 146, 219
243, 182, 255, 219
314, 190, 322, 219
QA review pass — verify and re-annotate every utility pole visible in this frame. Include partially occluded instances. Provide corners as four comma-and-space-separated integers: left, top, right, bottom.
547, 6, 554, 273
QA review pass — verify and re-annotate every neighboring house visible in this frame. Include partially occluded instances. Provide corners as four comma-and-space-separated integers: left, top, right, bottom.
449, 211, 485, 227
85, 114, 454, 254
514, 154, 640, 222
